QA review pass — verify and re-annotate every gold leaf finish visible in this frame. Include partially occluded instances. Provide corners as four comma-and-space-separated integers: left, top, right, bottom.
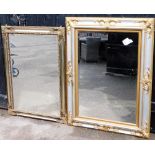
66, 19, 78, 33
68, 112, 73, 125
141, 68, 151, 93
142, 121, 149, 137
140, 19, 154, 38
66, 61, 73, 85
66, 20, 71, 34
96, 19, 119, 28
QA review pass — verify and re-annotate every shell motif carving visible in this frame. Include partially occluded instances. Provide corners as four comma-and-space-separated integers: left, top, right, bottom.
96, 19, 120, 28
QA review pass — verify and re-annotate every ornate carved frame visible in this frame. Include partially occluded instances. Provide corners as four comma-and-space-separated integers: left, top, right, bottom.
66, 17, 154, 138
2, 26, 67, 123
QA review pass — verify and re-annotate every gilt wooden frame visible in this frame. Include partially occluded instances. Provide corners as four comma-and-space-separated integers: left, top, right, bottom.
66, 17, 154, 138
2, 26, 67, 123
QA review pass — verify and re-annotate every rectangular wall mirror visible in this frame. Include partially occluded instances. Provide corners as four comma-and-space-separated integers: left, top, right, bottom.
66, 17, 154, 138
2, 26, 66, 122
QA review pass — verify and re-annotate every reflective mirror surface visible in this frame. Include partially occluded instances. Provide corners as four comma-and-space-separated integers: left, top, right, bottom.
9, 34, 60, 117
78, 31, 138, 124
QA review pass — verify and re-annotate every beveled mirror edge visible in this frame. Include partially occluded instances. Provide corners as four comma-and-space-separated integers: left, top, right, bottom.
66, 17, 154, 138
2, 26, 67, 124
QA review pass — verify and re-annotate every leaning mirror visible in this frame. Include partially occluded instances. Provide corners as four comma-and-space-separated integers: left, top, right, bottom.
66, 17, 154, 138
2, 26, 66, 122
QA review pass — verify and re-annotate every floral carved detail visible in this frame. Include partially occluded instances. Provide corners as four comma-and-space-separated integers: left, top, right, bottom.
97, 125, 111, 131
66, 20, 71, 33
66, 61, 73, 85
96, 19, 120, 28
141, 68, 151, 93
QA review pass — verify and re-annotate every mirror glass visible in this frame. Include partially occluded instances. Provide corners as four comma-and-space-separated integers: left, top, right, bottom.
9, 34, 60, 117
78, 31, 138, 124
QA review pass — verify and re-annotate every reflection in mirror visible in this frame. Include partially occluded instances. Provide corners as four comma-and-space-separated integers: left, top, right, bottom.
9, 34, 60, 117
78, 31, 138, 124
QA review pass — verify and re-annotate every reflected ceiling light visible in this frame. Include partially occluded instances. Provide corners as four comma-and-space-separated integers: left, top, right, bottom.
122, 38, 133, 46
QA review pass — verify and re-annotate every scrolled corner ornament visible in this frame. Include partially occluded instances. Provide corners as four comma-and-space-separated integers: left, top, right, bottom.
140, 19, 154, 38
145, 21, 154, 38
66, 61, 73, 85
66, 19, 78, 34
141, 68, 152, 93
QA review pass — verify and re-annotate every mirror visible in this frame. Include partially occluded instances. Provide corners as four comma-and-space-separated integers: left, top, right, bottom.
9, 34, 60, 116
78, 31, 138, 124
2, 26, 65, 121
66, 17, 154, 138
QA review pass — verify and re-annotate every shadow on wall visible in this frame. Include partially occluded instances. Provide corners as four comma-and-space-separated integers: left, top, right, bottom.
0, 25, 7, 109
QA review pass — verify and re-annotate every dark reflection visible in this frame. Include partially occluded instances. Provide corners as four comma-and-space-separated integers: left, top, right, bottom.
78, 31, 138, 124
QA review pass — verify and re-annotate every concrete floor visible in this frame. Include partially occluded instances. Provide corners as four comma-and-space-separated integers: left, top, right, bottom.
0, 109, 155, 140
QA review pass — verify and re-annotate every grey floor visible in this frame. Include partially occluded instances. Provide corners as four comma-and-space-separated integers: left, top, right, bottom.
79, 61, 137, 124
0, 109, 154, 140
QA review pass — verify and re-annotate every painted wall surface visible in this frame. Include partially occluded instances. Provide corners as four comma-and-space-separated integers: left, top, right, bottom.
0, 14, 154, 132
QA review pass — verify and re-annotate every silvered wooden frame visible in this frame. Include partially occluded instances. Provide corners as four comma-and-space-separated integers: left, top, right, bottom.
2, 26, 67, 123
66, 17, 154, 138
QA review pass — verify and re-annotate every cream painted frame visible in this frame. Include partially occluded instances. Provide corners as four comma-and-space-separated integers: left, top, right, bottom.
2, 26, 67, 123
66, 17, 154, 138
